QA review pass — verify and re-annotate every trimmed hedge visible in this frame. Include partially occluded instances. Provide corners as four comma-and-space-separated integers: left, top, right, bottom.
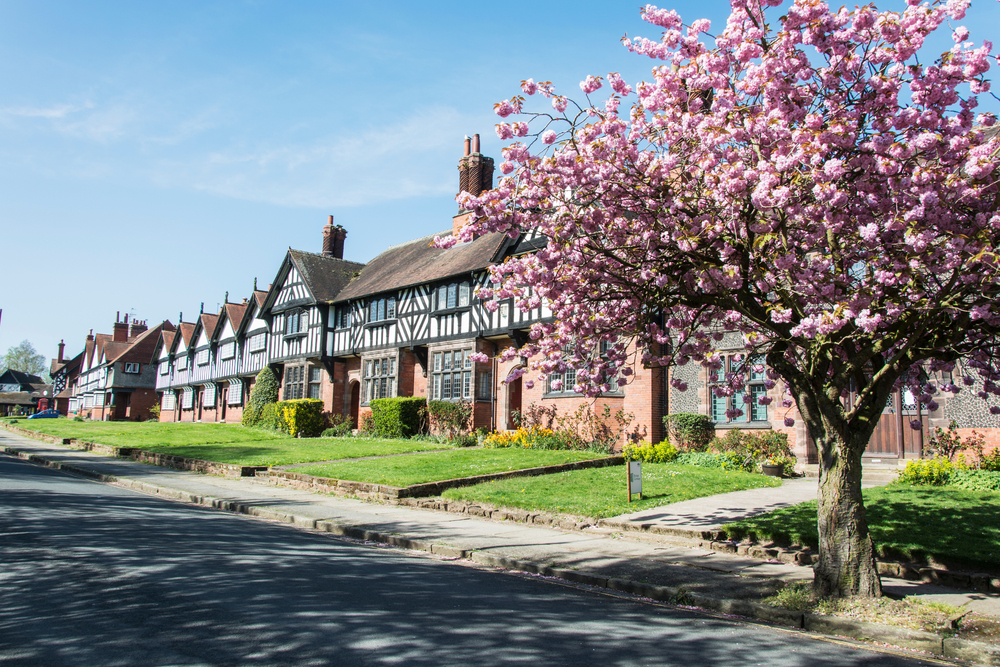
280, 399, 325, 437
664, 413, 715, 450
369, 397, 427, 438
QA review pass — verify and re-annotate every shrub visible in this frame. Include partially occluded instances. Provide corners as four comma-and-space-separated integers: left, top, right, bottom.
258, 403, 287, 433
427, 400, 473, 440
664, 413, 715, 451
675, 451, 755, 472
623, 440, 678, 463
280, 399, 324, 437
894, 456, 955, 485
148, 404, 161, 421
926, 420, 985, 462
358, 413, 375, 435
370, 397, 427, 438
950, 469, 1000, 492
982, 449, 1000, 472
321, 413, 353, 438
242, 367, 279, 427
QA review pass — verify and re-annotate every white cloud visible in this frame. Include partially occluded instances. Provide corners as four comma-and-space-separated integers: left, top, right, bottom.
0, 102, 90, 119
152, 106, 478, 208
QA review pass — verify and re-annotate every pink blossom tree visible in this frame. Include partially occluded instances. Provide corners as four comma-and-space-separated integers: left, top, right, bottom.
450, 0, 1000, 597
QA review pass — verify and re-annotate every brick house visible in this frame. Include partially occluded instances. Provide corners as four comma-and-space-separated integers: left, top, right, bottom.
66, 314, 174, 421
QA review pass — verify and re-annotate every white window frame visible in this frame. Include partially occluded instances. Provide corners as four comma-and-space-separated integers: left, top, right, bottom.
710, 353, 769, 424
430, 349, 472, 401
220, 341, 236, 360
362, 356, 397, 404
124, 362, 141, 374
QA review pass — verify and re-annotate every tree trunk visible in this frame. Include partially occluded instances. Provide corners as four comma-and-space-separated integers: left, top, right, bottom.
814, 429, 883, 598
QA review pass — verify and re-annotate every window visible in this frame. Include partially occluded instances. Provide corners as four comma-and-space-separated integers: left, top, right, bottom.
95, 393, 105, 407
430, 349, 472, 401
162, 392, 176, 411
363, 356, 396, 404
435, 282, 471, 310
202, 384, 216, 407
249, 333, 267, 352
309, 367, 323, 399
228, 380, 243, 405
196, 349, 210, 366
547, 365, 577, 394
368, 296, 396, 323
335, 306, 352, 329
477, 370, 492, 401
284, 366, 305, 400
220, 341, 236, 360
285, 309, 304, 336
710, 354, 769, 424
159, 361, 169, 375
177, 354, 188, 370
182, 388, 194, 409
123, 362, 140, 374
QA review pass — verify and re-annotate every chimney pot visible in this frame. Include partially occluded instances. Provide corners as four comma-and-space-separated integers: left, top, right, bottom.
464, 136, 471, 156
472, 133, 480, 153
58, 340, 65, 363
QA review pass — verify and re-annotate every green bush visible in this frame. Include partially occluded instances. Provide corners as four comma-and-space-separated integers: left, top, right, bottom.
321, 413, 353, 438
982, 449, 1000, 472
664, 413, 715, 451
370, 397, 427, 438
623, 440, 678, 463
950, 469, 1000, 492
427, 400, 473, 440
894, 456, 955, 485
242, 367, 279, 427
258, 403, 287, 432
675, 451, 756, 472
280, 399, 324, 437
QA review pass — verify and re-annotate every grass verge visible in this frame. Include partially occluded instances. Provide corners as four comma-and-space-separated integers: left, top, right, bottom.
7, 419, 452, 466
721, 484, 1000, 569
293, 449, 605, 487
442, 463, 782, 518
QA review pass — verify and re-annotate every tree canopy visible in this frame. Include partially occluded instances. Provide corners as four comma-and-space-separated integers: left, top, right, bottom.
2, 340, 47, 379
453, 0, 1000, 597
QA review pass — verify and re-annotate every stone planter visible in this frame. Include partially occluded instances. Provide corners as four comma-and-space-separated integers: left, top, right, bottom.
761, 463, 784, 477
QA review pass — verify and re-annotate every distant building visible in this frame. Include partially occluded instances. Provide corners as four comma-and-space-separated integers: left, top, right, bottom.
0, 369, 52, 416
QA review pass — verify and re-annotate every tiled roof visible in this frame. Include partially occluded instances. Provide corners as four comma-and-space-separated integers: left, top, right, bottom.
177, 322, 196, 347
335, 231, 507, 301
253, 291, 267, 307
161, 329, 176, 353
199, 313, 220, 342
287, 250, 366, 302
0, 369, 44, 386
107, 321, 174, 365
217, 303, 248, 340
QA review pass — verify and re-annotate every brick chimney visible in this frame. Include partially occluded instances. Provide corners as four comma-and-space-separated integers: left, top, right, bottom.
113, 312, 128, 342
57, 340, 65, 363
129, 319, 148, 339
87, 329, 94, 342
453, 134, 495, 238
322, 215, 348, 259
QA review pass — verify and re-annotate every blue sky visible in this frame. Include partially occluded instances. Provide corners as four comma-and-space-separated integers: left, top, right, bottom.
1, 0, 998, 368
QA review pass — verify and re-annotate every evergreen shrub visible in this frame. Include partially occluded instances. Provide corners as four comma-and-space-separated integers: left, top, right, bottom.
663, 413, 715, 450
242, 367, 279, 427
280, 399, 324, 437
370, 397, 427, 438
427, 400, 473, 440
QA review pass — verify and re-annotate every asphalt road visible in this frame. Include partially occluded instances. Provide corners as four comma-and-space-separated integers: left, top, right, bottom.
0, 453, 935, 667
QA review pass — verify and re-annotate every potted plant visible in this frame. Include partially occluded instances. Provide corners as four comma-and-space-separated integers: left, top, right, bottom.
761, 457, 785, 477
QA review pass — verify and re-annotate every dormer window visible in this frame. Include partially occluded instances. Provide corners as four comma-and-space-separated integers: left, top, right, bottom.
436, 282, 470, 310
196, 349, 210, 366
124, 362, 141, 374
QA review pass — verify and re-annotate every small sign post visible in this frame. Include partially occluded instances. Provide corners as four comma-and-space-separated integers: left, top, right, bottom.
627, 460, 642, 502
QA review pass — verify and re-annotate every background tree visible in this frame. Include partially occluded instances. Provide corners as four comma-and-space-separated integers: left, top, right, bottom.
454, 0, 1000, 597
3, 340, 47, 379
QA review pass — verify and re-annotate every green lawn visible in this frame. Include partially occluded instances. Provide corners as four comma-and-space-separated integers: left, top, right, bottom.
9, 419, 453, 466
442, 463, 782, 518
721, 484, 1000, 569
293, 449, 605, 487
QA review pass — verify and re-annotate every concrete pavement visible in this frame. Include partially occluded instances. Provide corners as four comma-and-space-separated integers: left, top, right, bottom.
2, 426, 998, 660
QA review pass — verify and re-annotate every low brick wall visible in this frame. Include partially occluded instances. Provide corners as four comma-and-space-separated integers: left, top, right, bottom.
260, 455, 626, 501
